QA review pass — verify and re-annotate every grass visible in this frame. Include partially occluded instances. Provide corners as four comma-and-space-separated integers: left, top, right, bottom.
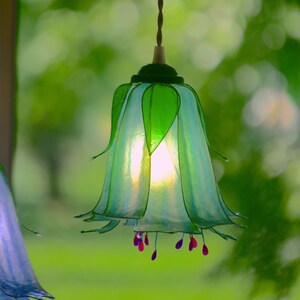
24, 222, 252, 300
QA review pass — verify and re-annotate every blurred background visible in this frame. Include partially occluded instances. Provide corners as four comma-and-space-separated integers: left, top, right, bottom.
12, 0, 300, 299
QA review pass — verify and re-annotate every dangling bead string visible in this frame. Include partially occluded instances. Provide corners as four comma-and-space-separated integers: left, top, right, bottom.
153, 0, 166, 64
133, 232, 145, 252
133, 232, 142, 246
138, 232, 144, 252
156, 0, 164, 47
175, 233, 184, 249
201, 230, 209, 256
151, 232, 159, 261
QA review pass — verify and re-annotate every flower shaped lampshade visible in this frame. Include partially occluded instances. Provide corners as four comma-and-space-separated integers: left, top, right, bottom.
0, 166, 53, 299
79, 63, 242, 259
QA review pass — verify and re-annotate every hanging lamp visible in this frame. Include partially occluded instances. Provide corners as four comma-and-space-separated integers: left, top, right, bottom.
78, 0, 243, 260
0, 166, 54, 299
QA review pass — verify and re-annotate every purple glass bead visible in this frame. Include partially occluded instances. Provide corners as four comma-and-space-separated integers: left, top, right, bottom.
175, 239, 183, 249
133, 234, 139, 246
151, 250, 157, 261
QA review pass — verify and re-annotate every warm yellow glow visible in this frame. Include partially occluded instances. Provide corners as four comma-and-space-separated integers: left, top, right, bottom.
130, 138, 144, 183
130, 138, 177, 185
151, 140, 176, 185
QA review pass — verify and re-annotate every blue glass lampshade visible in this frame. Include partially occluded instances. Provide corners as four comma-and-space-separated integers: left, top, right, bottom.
0, 166, 54, 299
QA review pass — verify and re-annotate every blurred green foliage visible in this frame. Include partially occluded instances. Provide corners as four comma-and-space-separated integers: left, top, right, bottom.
14, 0, 300, 299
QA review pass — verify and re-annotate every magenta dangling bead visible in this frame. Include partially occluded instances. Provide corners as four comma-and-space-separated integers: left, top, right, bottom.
175, 239, 183, 249
189, 236, 197, 251
138, 241, 145, 252
191, 237, 198, 248
202, 244, 209, 256
188, 239, 194, 251
144, 234, 149, 246
151, 250, 157, 261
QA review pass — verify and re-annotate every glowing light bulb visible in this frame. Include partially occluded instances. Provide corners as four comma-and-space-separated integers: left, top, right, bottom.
151, 140, 176, 185
130, 137, 176, 185
130, 138, 145, 183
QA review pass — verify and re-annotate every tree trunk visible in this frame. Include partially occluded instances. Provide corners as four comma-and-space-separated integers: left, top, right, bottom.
0, 0, 17, 182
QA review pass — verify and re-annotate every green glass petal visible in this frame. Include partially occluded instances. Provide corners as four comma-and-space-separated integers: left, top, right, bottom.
93, 83, 133, 159
217, 185, 240, 218
96, 83, 151, 218
209, 227, 237, 241
135, 117, 200, 234
184, 84, 228, 161
174, 84, 235, 228
142, 84, 180, 155
83, 213, 110, 222
79, 84, 136, 219
81, 220, 120, 234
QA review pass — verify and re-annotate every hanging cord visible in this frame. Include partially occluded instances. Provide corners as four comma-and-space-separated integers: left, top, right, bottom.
156, 0, 163, 46
153, 0, 166, 64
